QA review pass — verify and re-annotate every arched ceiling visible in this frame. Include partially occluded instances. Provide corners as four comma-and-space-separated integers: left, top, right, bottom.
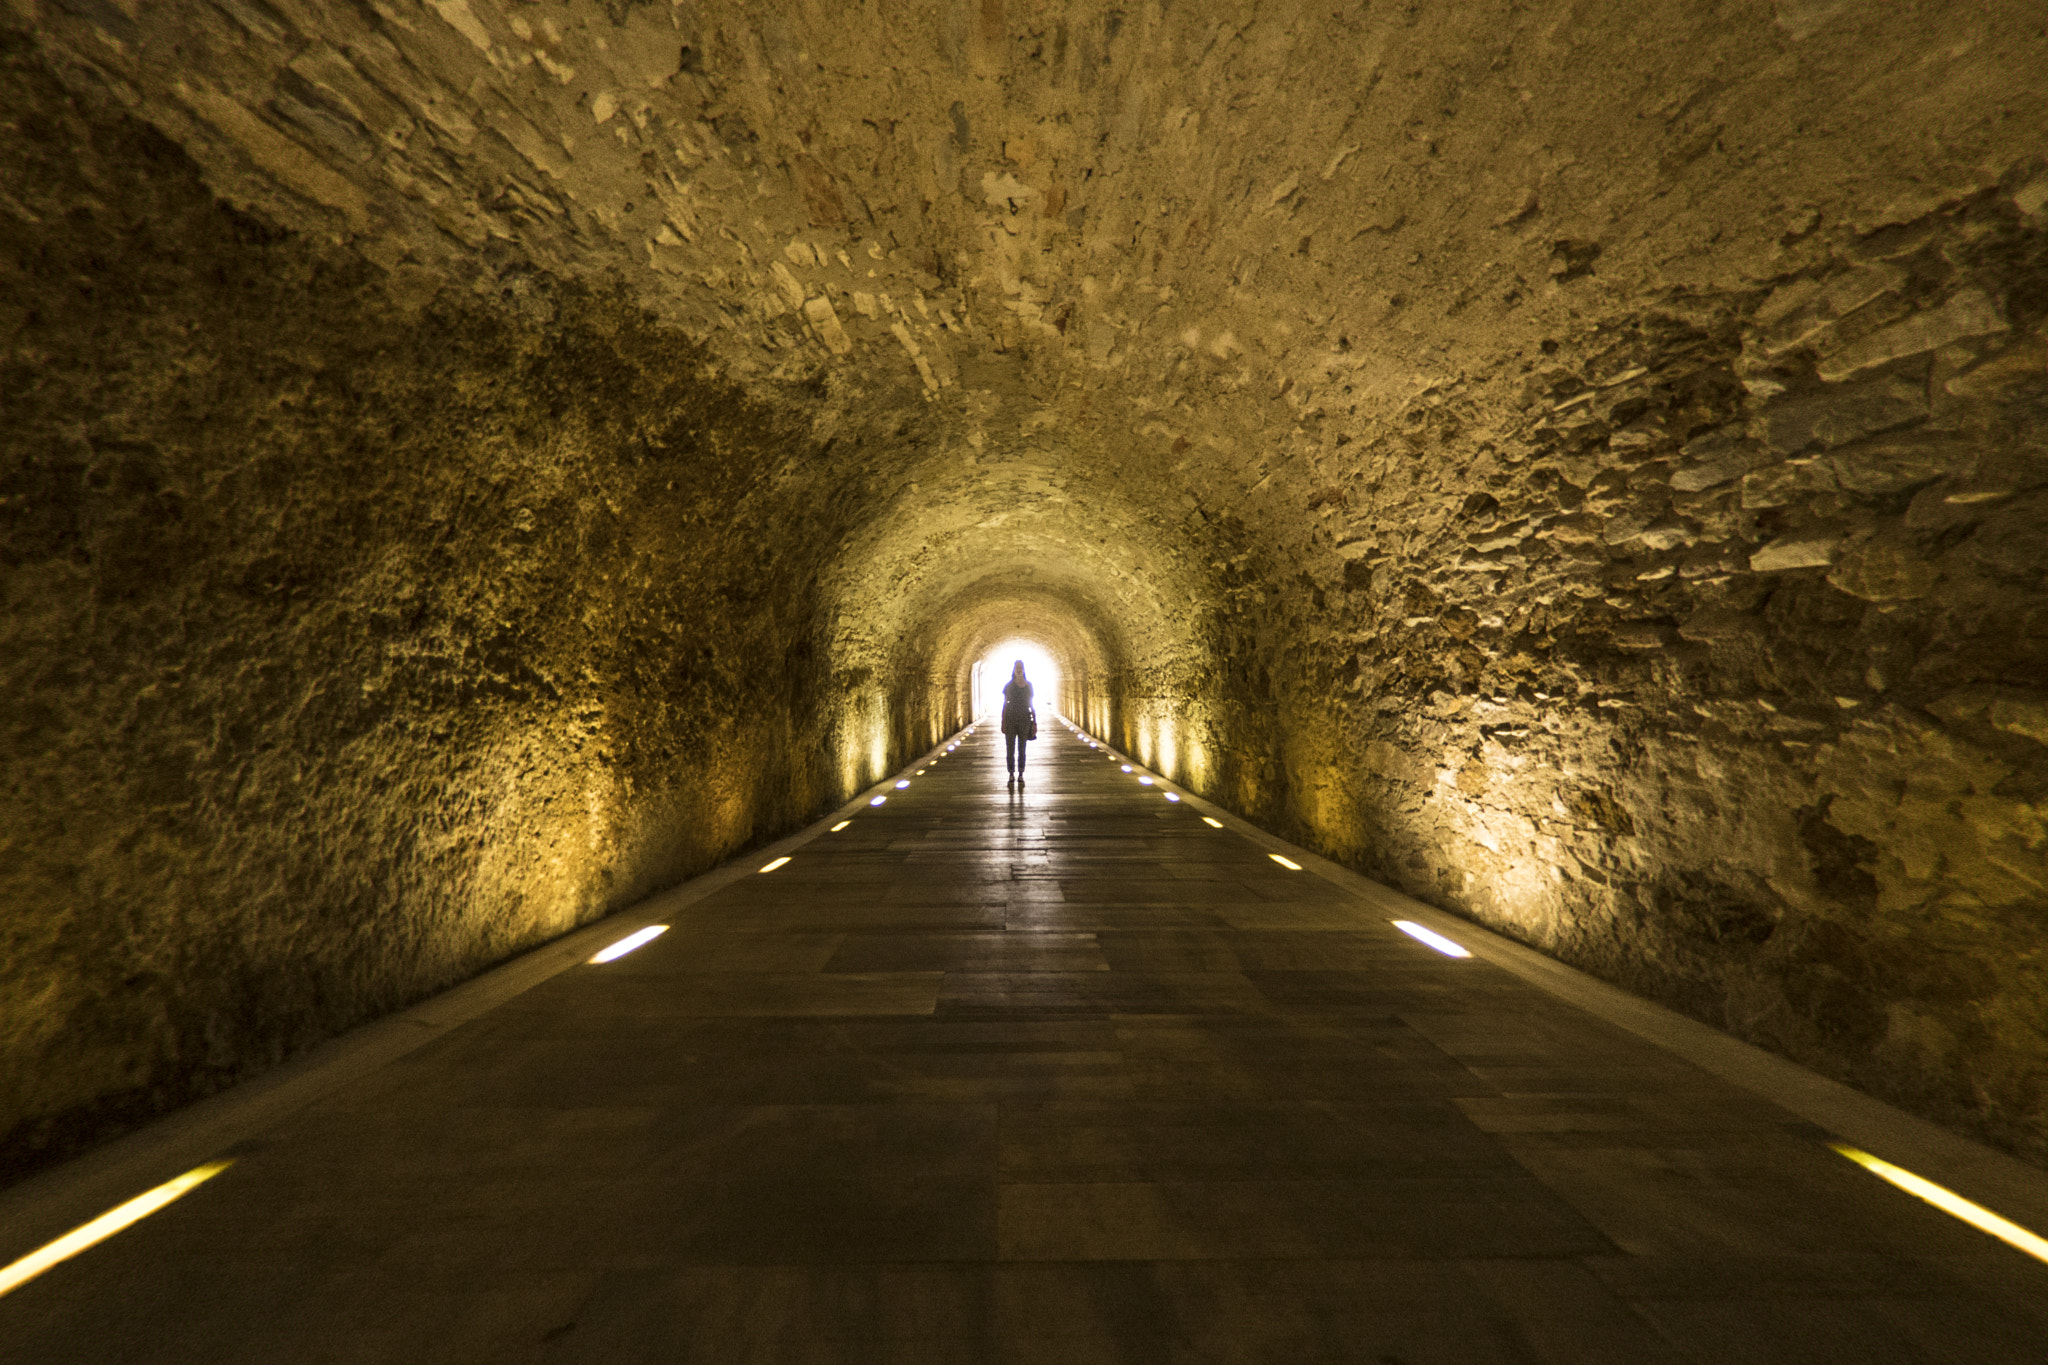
823, 453, 1202, 701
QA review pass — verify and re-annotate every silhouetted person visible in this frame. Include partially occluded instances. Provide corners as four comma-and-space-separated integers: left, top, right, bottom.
1001, 660, 1035, 784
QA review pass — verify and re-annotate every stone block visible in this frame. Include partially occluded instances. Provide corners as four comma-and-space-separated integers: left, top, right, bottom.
1825, 538, 1936, 601
1678, 607, 1763, 642
1828, 431, 1974, 495
803, 296, 853, 354
1757, 375, 1927, 455
1945, 335, 2048, 399
1749, 536, 1841, 571
1671, 447, 1753, 492
1740, 459, 1834, 509
1816, 289, 2007, 382
1755, 262, 1907, 357
1610, 621, 1674, 650
1930, 688, 2048, 747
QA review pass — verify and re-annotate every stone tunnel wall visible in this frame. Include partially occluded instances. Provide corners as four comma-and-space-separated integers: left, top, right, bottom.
0, 38, 963, 1180
1178, 197, 2048, 1165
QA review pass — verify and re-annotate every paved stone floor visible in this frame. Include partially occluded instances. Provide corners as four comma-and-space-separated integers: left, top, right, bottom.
6, 720, 2048, 1363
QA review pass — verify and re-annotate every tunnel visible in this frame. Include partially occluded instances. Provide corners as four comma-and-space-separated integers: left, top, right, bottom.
2, 0, 2047, 1354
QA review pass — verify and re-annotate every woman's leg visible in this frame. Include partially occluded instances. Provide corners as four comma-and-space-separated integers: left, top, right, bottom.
1015, 736, 1027, 777
1005, 733, 1019, 773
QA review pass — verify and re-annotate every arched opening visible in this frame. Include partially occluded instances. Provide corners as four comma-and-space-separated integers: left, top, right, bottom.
971, 638, 1062, 719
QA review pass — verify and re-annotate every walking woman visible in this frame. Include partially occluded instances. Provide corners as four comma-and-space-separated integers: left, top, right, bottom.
1001, 659, 1036, 784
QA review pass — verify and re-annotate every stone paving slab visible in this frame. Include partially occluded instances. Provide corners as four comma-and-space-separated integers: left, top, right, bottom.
3, 719, 2047, 1363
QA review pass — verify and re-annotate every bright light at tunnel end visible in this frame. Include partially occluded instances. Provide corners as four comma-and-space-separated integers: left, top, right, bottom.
590, 924, 669, 963
1392, 920, 1472, 958
973, 639, 1062, 718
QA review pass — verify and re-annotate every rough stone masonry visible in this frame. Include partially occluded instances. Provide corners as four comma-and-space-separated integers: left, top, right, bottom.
2, 0, 2044, 1178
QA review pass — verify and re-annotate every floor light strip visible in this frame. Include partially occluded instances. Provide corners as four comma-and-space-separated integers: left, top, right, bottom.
758, 856, 791, 873
1391, 920, 1472, 958
830, 820, 850, 832
0, 1159, 236, 1299
869, 795, 886, 806
1269, 854, 1303, 871
1202, 817, 1223, 828
589, 925, 668, 963
1830, 1144, 2048, 1264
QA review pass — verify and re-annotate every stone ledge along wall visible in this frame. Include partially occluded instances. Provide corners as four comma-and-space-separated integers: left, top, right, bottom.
4, 0, 2046, 1177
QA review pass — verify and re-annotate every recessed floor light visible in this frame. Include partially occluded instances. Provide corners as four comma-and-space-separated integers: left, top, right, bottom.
1138, 776, 1154, 785
1392, 920, 1472, 958
830, 820, 850, 832
1269, 854, 1303, 871
1202, 817, 1223, 828
759, 856, 791, 873
0, 1159, 237, 1299
895, 780, 910, 789
590, 925, 668, 963
1831, 1144, 2048, 1264
1165, 793, 1181, 802
1120, 765, 1132, 773
870, 795, 886, 806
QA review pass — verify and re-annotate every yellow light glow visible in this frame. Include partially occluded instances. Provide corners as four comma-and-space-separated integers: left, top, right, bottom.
1138, 776, 1154, 785
758, 856, 791, 873
916, 768, 926, 774
1202, 817, 1223, 828
895, 780, 910, 789
0, 1159, 237, 1299
830, 821, 850, 832
1165, 793, 1181, 802
1269, 854, 1303, 871
869, 795, 886, 806
590, 924, 668, 963
1392, 920, 1472, 958
1831, 1144, 2048, 1264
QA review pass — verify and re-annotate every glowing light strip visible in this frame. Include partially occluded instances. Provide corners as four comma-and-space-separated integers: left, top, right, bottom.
895, 780, 910, 789
1392, 920, 1472, 958
1269, 854, 1302, 871
1202, 817, 1223, 828
830, 820, 850, 832
589, 924, 668, 963
1831, 1144, 2048, 1264
1164, 793, 1181, 802
869, 795, 886, 806
1138, 776, 1154, 785
0, 1159, 235, 1299
758, 856, 791, 873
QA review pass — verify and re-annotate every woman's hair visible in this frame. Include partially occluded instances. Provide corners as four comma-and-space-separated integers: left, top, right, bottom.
1012, 660, 1027, 680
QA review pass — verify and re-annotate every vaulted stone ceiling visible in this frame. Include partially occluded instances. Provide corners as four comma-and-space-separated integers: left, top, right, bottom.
3, 2, 2045, 1178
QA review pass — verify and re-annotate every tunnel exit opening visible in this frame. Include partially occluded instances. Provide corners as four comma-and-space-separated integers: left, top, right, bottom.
971, 639, 1062, 719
